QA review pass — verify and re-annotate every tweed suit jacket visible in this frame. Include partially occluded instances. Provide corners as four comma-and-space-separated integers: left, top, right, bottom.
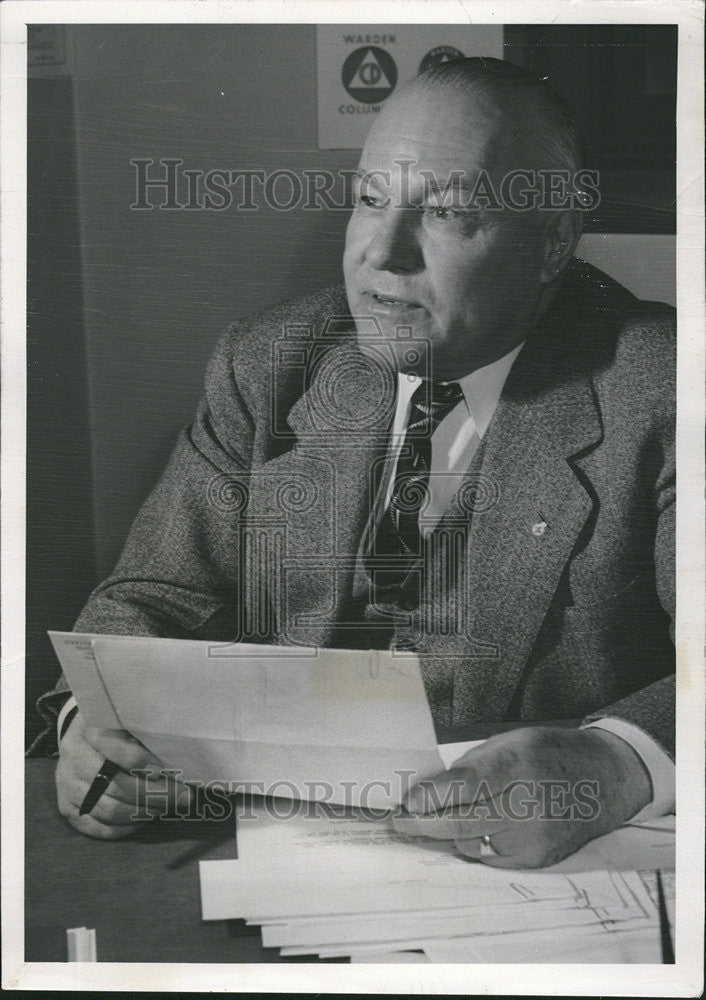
36, 258, 676, 757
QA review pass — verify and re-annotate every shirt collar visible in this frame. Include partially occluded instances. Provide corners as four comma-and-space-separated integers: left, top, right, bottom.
395, 342, 524, 439
457, 342, 524, 437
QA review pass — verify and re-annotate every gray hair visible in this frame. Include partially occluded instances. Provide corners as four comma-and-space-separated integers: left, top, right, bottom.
416, 56, 586, 175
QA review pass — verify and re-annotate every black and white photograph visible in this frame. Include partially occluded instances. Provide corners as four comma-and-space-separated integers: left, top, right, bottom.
1, 1, 703, 994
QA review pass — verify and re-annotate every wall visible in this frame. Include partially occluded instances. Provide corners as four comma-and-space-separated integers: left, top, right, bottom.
26, 76, 96, 733
69, 24, 358, 576
579, 234, 675, 306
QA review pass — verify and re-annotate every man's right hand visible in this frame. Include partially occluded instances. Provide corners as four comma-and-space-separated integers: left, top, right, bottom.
56, 709, 191, 839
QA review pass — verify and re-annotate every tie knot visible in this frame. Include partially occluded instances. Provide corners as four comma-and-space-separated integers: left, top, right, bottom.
409, 380, 463, 430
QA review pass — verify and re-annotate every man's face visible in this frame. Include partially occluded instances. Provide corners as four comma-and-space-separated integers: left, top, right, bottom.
343, 83, 549, 380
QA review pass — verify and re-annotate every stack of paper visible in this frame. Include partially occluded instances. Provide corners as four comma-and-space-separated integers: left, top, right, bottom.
200, 744, 674, 963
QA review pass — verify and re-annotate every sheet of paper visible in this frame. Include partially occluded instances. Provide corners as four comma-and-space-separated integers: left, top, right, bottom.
48, 631, 121, 728
201, 786, 675, 924
200, 854, 597, 922
259, 870, 650, 950
50, 631, 445, 807
423, 918, 662, 964
437, 740, 485, 767
231, 740, 483, 872
305, 916, 661, 963
271, 871, 658, 959
200, 802, 636, 924
350, 951, 429, 963
234, 795, 559, 886
418, 871, 671, 964
234, 792, 674, 885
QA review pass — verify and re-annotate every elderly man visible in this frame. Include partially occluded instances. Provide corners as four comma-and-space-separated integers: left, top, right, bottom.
42, 58, 674, 868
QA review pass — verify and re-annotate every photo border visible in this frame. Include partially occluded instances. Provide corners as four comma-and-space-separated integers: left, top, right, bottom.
2, 0, 703, 994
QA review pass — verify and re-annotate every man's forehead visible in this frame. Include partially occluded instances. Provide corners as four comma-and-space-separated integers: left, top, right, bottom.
359, 82, 512, 178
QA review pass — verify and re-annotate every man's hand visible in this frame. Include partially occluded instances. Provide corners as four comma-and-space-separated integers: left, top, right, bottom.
392, 726, 652, 869
56, 709, 192, 840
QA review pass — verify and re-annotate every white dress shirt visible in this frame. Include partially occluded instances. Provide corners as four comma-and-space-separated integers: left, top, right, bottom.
58, 343, 674, 821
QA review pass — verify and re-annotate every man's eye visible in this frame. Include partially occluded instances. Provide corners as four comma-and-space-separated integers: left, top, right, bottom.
425, 205, 469, 225
353, 178, 386, 209
425, 205, 480, 228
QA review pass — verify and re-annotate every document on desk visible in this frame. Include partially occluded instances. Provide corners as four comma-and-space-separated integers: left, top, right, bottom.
48, 631, 444, 808
260, 870, 653, 951
199, 786, 664, 960
200, 785, 672, 924
421, 908, 663, 964
197, 734, 672, 961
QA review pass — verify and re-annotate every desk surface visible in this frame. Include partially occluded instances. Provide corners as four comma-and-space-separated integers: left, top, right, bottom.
26, 721, 577, 963
26, 758, 294, 963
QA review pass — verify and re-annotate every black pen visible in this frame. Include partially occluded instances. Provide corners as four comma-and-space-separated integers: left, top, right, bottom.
79, 760, 121, 816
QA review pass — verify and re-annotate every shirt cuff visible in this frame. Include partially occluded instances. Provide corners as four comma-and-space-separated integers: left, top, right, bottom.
57, 695, 78, 743
583, 717, 675, 822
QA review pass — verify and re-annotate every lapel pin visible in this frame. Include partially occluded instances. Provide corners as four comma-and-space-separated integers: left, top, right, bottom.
532, 521, 548, 537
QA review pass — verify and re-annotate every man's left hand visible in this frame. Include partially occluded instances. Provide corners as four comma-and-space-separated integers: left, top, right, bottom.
392, 726, 652, 869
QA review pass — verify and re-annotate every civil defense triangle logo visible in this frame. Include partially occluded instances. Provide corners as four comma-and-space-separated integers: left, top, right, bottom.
342, 46, 398, 105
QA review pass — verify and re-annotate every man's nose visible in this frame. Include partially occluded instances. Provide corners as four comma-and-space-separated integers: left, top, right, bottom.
364, 209, 422, 273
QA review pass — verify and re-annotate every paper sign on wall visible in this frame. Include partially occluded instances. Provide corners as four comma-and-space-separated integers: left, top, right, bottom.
317, 25, 504, 149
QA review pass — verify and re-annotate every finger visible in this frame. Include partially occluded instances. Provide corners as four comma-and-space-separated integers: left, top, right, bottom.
61, 720, 163, 788
454, 827, 515, 862
84, 788, 146, 827
66, 758, 132, 802
403, 767, 486, 815
392, 810, 508, 842
392, 813, 458, 839
404, 727, 557, 816
60, 749, 149, 806
462, 848, 523, 869
131, 775, 195, 819
68, 763, 192, 819
403, 734, 525, 814
58, 765, 194, 832
58, 766, 142, 821
57, 776, 138, 830
469, 844, 551, 870
83, 727, 163, 772
457, 825, 576, 870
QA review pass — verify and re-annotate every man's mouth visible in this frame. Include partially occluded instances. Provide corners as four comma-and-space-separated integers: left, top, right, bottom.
369, 292, 422, 309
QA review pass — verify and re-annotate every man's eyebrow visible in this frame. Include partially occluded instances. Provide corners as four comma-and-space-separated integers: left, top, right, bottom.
420, 171, 481, 195
354, 168, 385, 183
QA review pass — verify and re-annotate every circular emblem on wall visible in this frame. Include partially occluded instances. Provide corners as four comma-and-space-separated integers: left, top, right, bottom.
418, 45, 465, 73
341, 46, 398, 104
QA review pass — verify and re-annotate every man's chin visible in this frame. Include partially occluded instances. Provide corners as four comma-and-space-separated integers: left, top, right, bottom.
351, 317, 433, 378
355, 335, 434, 379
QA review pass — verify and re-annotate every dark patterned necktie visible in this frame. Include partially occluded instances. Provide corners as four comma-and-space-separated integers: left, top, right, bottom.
368, 380, 464, 590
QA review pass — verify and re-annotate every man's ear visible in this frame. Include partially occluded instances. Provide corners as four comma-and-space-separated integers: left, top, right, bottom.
540, 210, 583, 284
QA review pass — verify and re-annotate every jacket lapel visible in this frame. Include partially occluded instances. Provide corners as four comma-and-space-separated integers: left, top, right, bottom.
434, 337, 604, 722
244, 339, 396, 647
